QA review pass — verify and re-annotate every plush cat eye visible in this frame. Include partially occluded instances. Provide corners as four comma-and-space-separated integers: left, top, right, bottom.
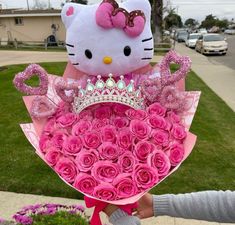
85, 49, 93, 59
124, 46, 131, 56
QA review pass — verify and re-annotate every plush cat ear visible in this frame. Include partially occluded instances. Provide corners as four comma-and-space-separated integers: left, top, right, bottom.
122, 0, 151, 23
61, 3, 84, 29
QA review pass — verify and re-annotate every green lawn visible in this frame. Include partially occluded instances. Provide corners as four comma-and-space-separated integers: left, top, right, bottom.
0, 62, 234, 199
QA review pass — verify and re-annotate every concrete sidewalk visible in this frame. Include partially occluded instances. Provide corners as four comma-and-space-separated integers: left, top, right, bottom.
0, 191, 232, 225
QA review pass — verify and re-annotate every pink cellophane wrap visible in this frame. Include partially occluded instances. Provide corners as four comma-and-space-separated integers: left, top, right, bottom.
20, 67, 201, 205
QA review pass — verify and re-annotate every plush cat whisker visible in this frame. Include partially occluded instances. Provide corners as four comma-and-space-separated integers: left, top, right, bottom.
72, 63, 80, 65
144, 48, 153, 51
68, 53, 75, 56
142, 37, 153, 42
141, 57, 152, 60
66, 43, 75, 48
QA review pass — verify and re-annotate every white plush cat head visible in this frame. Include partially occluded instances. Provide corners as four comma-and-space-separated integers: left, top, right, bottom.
61, 0, 153, 77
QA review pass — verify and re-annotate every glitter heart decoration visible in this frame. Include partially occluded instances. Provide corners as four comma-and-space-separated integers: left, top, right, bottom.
159, 50, 191, 87
30, 96, 56, 119
55, 80, 79, 103
13, 64, 49, 96
141, 78, 162, 102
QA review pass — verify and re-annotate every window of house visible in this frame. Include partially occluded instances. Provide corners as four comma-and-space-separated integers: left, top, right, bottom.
14, 17, 24, 26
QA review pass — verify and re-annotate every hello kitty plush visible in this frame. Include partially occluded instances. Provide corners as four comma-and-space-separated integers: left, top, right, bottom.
61, 0, 154, 77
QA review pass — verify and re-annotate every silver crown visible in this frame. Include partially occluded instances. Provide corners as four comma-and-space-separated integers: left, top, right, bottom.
73, 74, 144, 114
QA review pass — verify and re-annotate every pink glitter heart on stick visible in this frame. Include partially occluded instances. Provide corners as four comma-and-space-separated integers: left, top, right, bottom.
55, 80, 79, 103
141, 78, 162, 102
13, 64, 48, 95
159, 50, 191, 87
30, 96, 56, 119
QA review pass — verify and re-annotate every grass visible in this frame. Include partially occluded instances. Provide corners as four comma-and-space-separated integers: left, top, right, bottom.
0, 62, 234, 199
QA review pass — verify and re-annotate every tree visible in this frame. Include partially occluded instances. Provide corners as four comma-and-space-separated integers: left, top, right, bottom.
185, 18, 197, 28
216, 19, 229, 29
200, 14, 217, 29
164, 9, 183, 29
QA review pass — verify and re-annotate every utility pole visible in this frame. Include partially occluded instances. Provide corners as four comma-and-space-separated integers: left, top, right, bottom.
26, 0, 30, 10
48, 0, 51, 9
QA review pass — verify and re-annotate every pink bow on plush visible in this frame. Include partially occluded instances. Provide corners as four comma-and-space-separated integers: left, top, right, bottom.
96, 0, 146, 37
84, 196, 138, 225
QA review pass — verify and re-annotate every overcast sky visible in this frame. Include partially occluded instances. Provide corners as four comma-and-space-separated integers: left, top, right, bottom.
0, 0, 235, 22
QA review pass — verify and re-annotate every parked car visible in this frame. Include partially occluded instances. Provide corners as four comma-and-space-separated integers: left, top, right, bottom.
195, 34, 228, 55
198, 28, 208, 34
176, 30, 188, 42
224, 29, 235, 35
185, 33, 201, 48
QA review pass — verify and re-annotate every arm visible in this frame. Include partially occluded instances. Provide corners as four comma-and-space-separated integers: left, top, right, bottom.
154, 190, 235, 223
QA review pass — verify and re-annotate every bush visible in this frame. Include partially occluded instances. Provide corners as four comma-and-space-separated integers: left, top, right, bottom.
13, 204, 89, 225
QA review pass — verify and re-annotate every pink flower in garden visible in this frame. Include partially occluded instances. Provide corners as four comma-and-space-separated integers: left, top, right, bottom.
91, 161, 120, 183
72, 120, 91, 136
101, 125, 117, 143
74, 173, 98, 195
134, 164, 159, 190
45, 147, 61, 166
92, 118, 110, 130
169, 143, 185, 166
55, 158, 77, 183
130, 119, 151, 140
134, 140, 155, 162
151, 129, 169, 148
113, 174, 137, 198
125, 109, 148, 120
83, 131, 101, 149
118, 151, 136, 173
93, 183, 117, 201
117, 128, 133, 150
147, 150, 171, 177
94, 106, 112, 119
112, 117, 129, 129
51, 131, 68, 150
98, 142, 121, 161
75, 149, 99, 172
63, 135, 83, 155
147, 103, 167, 116
56, 113, 77, 128
171, 124, 187, 140
147, 114, 167, 130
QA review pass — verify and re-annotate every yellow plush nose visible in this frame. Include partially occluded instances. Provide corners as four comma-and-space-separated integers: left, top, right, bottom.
103, 56, 112, 64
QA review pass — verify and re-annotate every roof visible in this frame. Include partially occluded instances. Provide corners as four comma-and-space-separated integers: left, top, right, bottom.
0, 9, 61, 18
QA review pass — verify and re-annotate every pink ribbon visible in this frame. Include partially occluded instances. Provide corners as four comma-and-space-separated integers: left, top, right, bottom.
84, 196, 138, 225
96, 0, 146, 37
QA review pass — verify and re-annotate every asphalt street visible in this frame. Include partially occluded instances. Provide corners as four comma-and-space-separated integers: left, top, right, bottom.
204, 35, 235, 71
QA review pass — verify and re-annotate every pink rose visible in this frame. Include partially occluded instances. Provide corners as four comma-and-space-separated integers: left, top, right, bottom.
45, 147, 61, 166
151, 130, 169, 147
101, 125, 117, 143
113, 104, 130, 116
126, 109, 148, 120
63, 136, 83, 155
118, 151, 136, 173
51, 131, 68, 150
98, 142, 121, 161
92, 118, 110, 130
171, 124, 187, 140
169, 143, 185, 166
147, 115, 167, 130
117, 128, 133, 149
112, 117, 129, 129
74, 173, 98, 195
130, 120, 151, 140
56, 113, 77, 128
75, 149, 99, 172
79, 110, 93, 121
83, 131, 101, 149
55, 102, 71, 118
39, 134, 52, 153
72, 120, 91, 136
43, 118, 57, 135
147, 103, 167, 116
147, 150, 171, 177
167, 111, 181, 124
134, 141, 155, 162
55, 158, 77, 183
94, 106, 112, 119
113, 174, 137, 198
93, 183, 117, 201
134, 164, 159, 190
91, 161, 120, 183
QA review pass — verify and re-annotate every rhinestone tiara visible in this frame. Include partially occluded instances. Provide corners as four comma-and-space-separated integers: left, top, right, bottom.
73, 74, 144, 114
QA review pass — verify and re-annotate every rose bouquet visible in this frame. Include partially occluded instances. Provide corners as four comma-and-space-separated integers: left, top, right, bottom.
13, 51, 200, 224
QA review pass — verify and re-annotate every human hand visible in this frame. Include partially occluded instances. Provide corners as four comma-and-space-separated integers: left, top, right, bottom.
134, 193, 154, 219
103, 204, 119, 217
